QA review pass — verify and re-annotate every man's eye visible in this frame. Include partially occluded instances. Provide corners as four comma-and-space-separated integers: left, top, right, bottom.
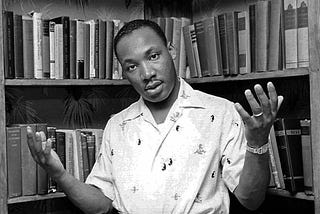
149, 53, 160, 61
127, 65, 136, 72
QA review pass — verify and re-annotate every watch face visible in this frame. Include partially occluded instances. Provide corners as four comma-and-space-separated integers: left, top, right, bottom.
246, 143, 269, 154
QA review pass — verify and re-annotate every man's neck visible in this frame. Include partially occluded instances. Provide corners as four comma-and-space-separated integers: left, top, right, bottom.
145, 79, 180, 124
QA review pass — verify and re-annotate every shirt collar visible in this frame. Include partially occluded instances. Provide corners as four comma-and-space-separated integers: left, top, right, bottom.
123, 78, 206, 122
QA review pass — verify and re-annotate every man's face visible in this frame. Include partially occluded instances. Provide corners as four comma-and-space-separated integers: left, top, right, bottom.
116, 27, 178, 103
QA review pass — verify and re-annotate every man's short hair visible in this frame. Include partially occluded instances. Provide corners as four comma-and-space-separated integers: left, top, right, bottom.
114, 19, 168, 59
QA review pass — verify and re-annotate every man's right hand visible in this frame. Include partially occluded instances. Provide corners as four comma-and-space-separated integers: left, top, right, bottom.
26, 126, 66, 180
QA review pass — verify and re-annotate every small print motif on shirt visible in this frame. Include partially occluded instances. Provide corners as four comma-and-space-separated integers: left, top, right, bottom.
194, 144, 206, 155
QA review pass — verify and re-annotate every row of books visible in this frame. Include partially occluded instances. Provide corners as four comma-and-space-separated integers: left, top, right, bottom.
181, 0, 309, 78
3, 11, 125, 80
6, 123, 103, 198
268, 118, 313, 195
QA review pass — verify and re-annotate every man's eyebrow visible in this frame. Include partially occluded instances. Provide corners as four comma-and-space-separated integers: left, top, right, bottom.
145, 46, 160, 57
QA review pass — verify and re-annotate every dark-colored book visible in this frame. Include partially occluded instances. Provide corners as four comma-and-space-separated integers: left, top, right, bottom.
225, 11, 239, 76
6, 126, 22, 198
274, 118, 304, 194
50, 16, 70, 79
84, 22, 90, 79
36, 123, 48, 194
13, 14, 23, 78
69, 19, 77, 79
80, 132, 90, 180
22, 15, 34, 79
249, 4, 256, 73
105, 20, 114, 80
3, 11, 15, 79
56, 131, 66, 192
183, 24, 199, 78
86, 134, 96, 171
98, 19, 106, 79
194, 20, 210, 77
218, 14, 229, 76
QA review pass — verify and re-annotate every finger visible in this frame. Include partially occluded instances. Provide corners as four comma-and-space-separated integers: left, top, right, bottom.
267, 82, 279, 114
277, 95, 284, 111
26, 126, 38, 158
254, 84, 270, 115
43, 138, 52, 157
244, 89, 261, 115
234, 102, 254, 126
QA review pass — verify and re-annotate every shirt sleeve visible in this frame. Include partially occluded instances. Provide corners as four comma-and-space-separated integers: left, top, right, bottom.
85, 122, 115, 201
220, 103, 247, 192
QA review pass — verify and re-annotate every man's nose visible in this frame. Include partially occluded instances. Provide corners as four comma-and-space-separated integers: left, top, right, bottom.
140, 62, 155, 80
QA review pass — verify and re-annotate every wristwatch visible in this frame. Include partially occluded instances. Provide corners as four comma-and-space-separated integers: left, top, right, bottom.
246, 142, 269, 154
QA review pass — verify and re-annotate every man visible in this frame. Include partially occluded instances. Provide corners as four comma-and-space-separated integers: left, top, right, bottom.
27, 19, 283, 214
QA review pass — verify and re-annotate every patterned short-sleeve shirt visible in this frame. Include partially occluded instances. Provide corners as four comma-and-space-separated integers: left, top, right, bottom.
86, 78, 246, 214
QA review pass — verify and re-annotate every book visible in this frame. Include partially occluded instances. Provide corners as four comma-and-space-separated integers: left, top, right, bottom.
105, 20, 114, 80
76, 20, 85, 79
268, 140, 281, 188
20, 125, 37, 196
56, 129, 74, 176
84, 23, 90, 79
13, 14, 23, 78
42, 19, 50, 78
178, 17, 191, 78
194, 20, 210, 77
33, 12, 43, 79
112, 19, 121, 79
182, 24, 199, 78
56, 131, 66, 191
98, 19, 106, 79
218, 14, 229, 76
50, 16, 70, 79
85, 19, 96, 79
85, 133, 95, 171
203, 17, 222, 76
80, 132, 90, 180
249, 4, 256, 73
6, 127, 22, 198
269, 125, 286, 189
54, 24, 63, 79
255, 0, 271, 72
171, 17, 182, 74
22, 15, 34, 79
225, 11, 239, 75
274, 118, 304, 194
237, 11, 251, 74
297, 0, 309, 67
36, 123, 48, 194
284, 0, 298, 69
165, 17, 173, 45
47, 126, 57, 193
268, 0, 284, 71
3, 11, 15, 79
69, 19, 77, 79
300, 119, 313, 194
49, 21, 56, 79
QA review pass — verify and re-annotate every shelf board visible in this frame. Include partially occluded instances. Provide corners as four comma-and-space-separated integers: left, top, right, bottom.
4, 68, 309, 86
7, 192, 66, 204
267, 188, 314, 201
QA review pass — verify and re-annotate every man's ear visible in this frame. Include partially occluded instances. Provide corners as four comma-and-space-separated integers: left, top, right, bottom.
167, 42, 177, 60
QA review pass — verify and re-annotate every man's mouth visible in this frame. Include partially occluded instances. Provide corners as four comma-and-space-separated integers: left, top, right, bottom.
145, 81, 162, 91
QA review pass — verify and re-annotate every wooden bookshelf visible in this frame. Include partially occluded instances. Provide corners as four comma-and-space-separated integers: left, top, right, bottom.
4, 68, 309, 86
7, 192, 66, 204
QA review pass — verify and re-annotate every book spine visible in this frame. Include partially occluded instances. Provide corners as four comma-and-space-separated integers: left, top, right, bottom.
218, 14, 229, 75
284, 0, 298, 69
297, 0, 309, 67
54, 24, 63, 79
42, 19, 50, 78
49, 22, 56, 79
13, 14, 23, 78
238, 11, 251, 74
6, 127, 22, 198
22, 16, 34, 79
171, 17, 182, 74
268, 139, 281, 188
178, 17, 191, 78
105, 21, 114, 80
47, 126, 57, 193
112, 20, 121, 79
249, 5, 256, 72
300, 119, 313, 194
69, 20, 77, 79
84, 23, 91, 79
165, 17, 173, 44
98, 20, 106, 79
194, 20, 210, 77
86, 134, 96, 171
94, 21, 99, 79
183, 25, 198, 78
33, 12, 43, 79
81, 132, 90, 180
3, 11, 15, 79
76, 20, 84, 79
274, 118, 304, 193
62, 17, 70, 79
85, 20, 95, 79
56, 131, 66, 191
255, 1, 271, 72
36, 123, 48, 194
